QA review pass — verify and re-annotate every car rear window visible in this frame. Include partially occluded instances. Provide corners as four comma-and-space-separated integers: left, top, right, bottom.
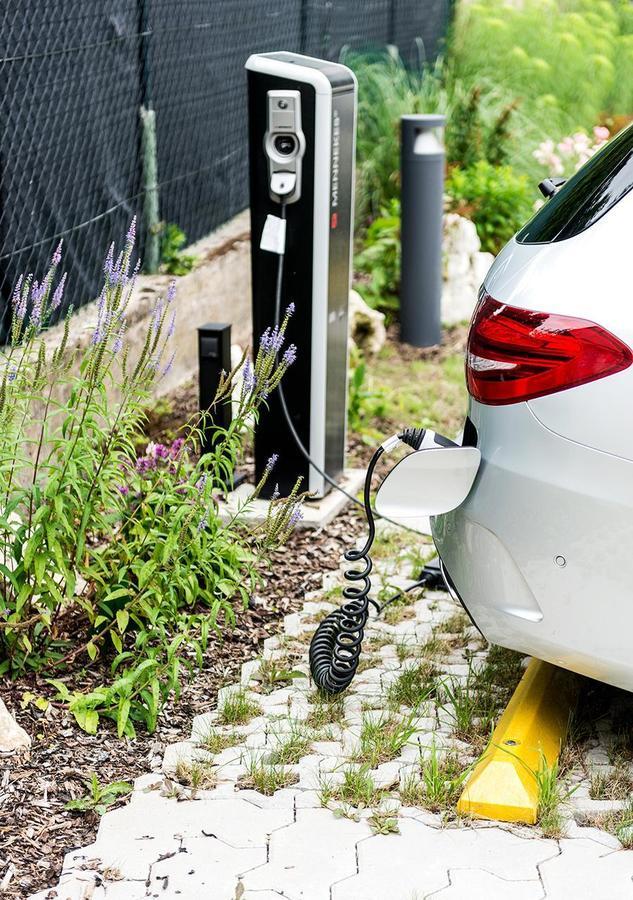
517, 124, 633, 244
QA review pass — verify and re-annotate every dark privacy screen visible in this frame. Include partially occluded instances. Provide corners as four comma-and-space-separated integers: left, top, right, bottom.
0, 0, 451, 340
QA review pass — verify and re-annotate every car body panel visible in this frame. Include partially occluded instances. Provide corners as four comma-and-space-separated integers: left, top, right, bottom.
432, 399, 633, 692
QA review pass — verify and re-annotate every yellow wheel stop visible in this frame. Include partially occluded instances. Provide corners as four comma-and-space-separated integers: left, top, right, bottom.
456, 658, 578, 824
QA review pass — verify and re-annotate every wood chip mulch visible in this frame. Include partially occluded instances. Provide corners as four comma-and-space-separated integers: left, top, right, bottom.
1, 497, 363, 897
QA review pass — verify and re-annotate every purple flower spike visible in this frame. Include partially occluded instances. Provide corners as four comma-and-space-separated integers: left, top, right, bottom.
7, 365, 17, 383
104, 243, 115, 280
282, 343, 297, 366
196, 473, 208, 493
162, 351, 176, 377
126, 216, 137, 249
167, 310, 176, 339
265, 453, 279, 475
151, 300, 163, 335
166, 279, 176, 305
259, 328, 272, 352
118, 484, 130, 496
11, 275, 24, 310
31, 280, 46, 328
289, 505, 304, 527
51, 272, 67, 311
197, 513, 209, 533
51, 240, 63, 267
242, 358, 256, 397
286, 302, 295, 317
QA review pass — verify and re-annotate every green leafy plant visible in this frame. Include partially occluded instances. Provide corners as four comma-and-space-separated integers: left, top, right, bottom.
159, 223, 196, 275
368, 808, 400, 835
256, 657, 306, 694
446, 160, 534, 254
448, 85, 518, 170
0, 226, 303, 737
65, 773, 132, 815
354, 199, 400, 313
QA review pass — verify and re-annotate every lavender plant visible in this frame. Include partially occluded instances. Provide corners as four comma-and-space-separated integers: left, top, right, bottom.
0, 226, 302, 736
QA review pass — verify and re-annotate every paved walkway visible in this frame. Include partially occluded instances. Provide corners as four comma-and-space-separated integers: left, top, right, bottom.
33, 525, 633, 900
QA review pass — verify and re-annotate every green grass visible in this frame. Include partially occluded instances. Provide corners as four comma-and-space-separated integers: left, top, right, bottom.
400, 744, 470, 813
267, 721, 312, 766
306, 694, 346, 730
592, 799, 633, 849
589, 756, 633, 801
173, 760, 216, 791
383, 602, 416, 626
240, 759, 300, 795
438, 668, 497, 746
535, 756, 575, 838
196, 728, 242, 755
352, 713, 418, 768
369, 345, 468, 442
217, 690, 261, 726
324, 766, 385, 808
386, 661, 438, 710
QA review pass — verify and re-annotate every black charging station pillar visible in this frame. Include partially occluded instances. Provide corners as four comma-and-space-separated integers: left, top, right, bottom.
245, 52, 357, 499
400, 114, 446, 348
198, 323, 232, 455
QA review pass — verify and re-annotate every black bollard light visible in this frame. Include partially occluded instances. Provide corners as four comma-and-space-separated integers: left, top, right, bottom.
198, 322, 232, 456
400, 114, 446, 347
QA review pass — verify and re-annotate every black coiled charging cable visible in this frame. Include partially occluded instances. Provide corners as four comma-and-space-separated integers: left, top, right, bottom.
309, 429, 429, 694
271, 201, 439, 695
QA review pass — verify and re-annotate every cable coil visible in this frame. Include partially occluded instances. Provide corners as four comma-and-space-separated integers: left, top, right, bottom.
309, 446, 384, 694
308, 428, 428, 695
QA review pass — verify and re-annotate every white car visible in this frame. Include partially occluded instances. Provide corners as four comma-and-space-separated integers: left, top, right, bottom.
379, 123, 633, 693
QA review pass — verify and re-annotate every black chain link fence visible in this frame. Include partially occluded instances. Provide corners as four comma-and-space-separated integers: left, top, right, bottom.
0, 1, 451, 340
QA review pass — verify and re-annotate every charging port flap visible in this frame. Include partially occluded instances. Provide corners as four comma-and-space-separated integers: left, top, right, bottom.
375, 445, 481, 520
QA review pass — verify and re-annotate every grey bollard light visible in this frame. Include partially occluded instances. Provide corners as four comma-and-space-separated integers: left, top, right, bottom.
400, 114, 446, 347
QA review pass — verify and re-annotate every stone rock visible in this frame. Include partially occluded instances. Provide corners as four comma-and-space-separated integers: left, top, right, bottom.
348, 289, 387, 355
0, 699, 30, 754
442, 213, 494, 324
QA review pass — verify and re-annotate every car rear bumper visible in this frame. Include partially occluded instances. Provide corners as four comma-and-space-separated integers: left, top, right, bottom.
432, 399, 633, 693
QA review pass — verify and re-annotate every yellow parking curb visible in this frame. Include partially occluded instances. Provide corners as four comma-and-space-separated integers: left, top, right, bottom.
456, 658, 578, 824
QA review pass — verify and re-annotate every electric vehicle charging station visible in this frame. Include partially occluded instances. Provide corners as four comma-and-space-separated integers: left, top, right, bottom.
245, 52, 357, 499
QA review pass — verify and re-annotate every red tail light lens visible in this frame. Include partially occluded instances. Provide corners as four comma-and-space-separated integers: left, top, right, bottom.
466, 292, 633, 406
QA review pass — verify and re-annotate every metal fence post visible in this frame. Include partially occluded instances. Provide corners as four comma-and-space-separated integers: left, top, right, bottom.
138, 0, 160, 274
400, 114, 445, 347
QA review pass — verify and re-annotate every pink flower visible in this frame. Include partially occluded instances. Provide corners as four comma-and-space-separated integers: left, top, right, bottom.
593, 125, 610, 143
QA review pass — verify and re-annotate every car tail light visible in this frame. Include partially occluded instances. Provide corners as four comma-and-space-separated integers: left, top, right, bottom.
466, 292, 633, 405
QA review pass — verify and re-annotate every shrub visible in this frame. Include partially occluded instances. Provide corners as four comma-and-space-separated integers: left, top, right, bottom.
0, 225, 303, 736
446, 160, 534, 254
451, 0, 632, 134
354, 198, 400, 313
349, 52, 523, 225
159, 222, 196, 275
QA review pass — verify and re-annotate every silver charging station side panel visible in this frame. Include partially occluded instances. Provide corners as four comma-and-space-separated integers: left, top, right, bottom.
246, 52, 357, 498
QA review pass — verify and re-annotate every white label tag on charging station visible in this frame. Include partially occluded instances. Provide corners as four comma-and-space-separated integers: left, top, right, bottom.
260, 214, 286, 255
